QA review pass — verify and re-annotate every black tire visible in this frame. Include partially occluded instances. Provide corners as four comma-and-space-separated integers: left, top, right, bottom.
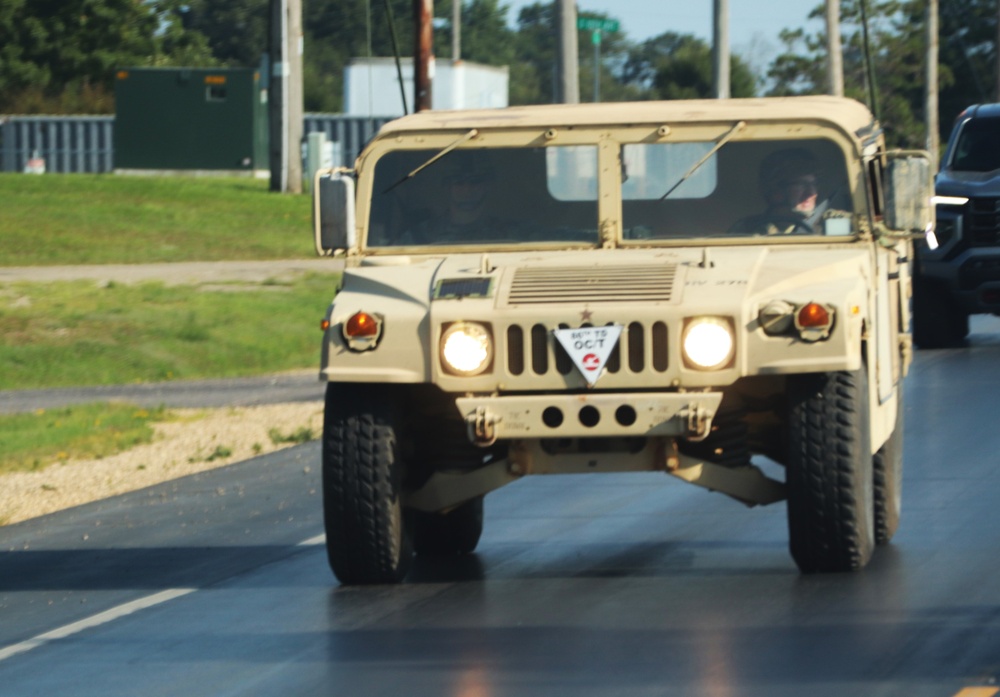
873, 392, 904, 545
410, 496, 484, 556
913, 276, 967, 349
787, 368, 875, 573
322, 383, 413, 584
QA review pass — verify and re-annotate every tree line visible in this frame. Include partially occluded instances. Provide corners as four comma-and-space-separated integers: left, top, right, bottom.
0, 0, 995, 148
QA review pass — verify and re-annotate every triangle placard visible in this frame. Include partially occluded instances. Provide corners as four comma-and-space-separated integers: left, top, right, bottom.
553, 325, 623, 386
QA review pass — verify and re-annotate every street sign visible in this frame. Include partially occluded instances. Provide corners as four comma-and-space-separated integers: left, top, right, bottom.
577, 16, 619, 33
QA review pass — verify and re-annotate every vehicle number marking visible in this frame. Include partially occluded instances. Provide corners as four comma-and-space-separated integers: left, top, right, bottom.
553, 325, 623, 386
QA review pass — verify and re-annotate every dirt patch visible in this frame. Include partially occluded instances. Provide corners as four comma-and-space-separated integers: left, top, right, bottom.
0, 402, 324, 526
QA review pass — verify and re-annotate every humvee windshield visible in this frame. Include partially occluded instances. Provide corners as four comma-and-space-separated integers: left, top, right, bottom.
365, 137, 852, 248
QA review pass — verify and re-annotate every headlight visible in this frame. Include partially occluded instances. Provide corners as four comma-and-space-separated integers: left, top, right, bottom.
440, 322, 493, 376
682, 317, 735, 370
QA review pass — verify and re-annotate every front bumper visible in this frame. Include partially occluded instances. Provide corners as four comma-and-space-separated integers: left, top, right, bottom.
455, 391, 723, 444
921, 251, 1000, 313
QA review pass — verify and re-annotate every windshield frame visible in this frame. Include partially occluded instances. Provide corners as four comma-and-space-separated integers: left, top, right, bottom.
353, 121, 867, 255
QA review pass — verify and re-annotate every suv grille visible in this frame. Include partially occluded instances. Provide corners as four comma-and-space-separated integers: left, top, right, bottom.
967, 198, 1000, 246
508, 265, 677, 304
505, 321, 669, 377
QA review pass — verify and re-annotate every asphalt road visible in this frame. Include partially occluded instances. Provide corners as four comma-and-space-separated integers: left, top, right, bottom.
2, 319, 1000, 696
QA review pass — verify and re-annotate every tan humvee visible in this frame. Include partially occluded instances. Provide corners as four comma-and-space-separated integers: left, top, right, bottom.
312, 96, 933, 584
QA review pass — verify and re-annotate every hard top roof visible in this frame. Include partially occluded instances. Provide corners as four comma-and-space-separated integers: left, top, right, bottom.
961, 103, 1000, 120
374, 96, 877, 140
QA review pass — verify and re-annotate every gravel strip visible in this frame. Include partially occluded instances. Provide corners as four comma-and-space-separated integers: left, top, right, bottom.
0, 402, 324, 526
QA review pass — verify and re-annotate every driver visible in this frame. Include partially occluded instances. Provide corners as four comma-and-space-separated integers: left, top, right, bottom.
408, 150, 522, 244
730, 148, 845, 235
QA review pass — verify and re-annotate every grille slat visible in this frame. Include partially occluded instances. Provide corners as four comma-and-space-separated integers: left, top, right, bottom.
968, 198, 1000, 246
508, 265, 677, 304
505, 321, 669, 378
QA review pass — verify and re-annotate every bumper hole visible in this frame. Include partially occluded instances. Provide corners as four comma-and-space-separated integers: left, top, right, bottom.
542, 407, 564, 428
615, 405, 637, 427
579, 405, 600, 428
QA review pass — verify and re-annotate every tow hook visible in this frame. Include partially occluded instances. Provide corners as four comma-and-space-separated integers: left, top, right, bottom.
682, 404, 712, 441
467, 406, 499, 446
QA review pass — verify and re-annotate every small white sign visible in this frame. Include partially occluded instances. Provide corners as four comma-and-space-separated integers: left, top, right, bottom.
553, 325, 623, 386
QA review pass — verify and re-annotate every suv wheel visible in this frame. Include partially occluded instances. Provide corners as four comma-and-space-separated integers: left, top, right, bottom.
787, 367, 875, 573
913, 276, 968, 348
322, 383, 413, 584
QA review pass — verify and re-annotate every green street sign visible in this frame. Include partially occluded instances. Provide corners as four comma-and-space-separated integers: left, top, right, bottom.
577, 16, 619, 33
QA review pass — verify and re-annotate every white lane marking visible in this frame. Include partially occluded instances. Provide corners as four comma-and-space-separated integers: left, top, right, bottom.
0, 536, 324, 663
297, 533, 326, 546
0, 588, 196, 663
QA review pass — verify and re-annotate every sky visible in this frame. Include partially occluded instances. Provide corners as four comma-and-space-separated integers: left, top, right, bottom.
501, 0, 825, 67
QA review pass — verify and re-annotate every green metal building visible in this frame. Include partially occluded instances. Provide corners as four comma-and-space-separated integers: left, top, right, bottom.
114, 67, 268, 174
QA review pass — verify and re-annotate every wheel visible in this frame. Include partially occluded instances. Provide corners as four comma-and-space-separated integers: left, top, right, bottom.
786, 367, 875, 573
873, 391, 904, 545
322, 383, 413, 584
912, 276, 967, 348
410, 496, 484, 556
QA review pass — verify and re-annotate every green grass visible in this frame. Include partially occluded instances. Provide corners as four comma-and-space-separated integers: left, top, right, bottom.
0, 174, 313, 265
0, 402, 168, 474
0, 275, 338, 390
268, 426, 316, 445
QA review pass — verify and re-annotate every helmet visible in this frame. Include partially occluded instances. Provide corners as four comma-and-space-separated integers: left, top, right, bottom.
442, 150, 496, 185
759, 148, 818, 194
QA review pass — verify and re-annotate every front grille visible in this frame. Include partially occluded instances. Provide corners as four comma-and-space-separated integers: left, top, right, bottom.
967, 198, 1000, 246
506, 321, 669, 377
508, 264, 677, 304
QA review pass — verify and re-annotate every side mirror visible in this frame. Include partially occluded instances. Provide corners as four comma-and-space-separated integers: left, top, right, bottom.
883, 151, 933, 234
313, 169, 356, 256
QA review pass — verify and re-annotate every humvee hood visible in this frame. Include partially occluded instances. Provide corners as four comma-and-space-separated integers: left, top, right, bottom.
426, 246, 870, 307
936, 168, 1000, 198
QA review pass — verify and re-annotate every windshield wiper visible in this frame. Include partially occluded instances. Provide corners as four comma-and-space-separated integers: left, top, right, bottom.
382, 128, 479, 193
658, 120, 746, 201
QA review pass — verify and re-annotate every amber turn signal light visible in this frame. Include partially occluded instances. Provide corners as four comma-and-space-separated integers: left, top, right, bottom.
344, 311, 380, 338
797, 302, 830, 328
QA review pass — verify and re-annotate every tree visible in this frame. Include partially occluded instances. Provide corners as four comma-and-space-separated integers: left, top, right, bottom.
511, 2, 558, 104
301, 0, 416, 112
622, 32, 757, 100
165, 0, 269, 68
764, 1, 926, 148
937, 0, 995, 126
0, 0, 214, 113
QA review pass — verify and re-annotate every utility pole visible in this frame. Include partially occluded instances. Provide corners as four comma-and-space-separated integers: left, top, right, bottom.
268, 0, 303, 193
414, 0, 433, 111
712, 0, 730, 99
452, 0, 461, 61
826, 0, 844, 97
557, 0, 579, 104
927, 0, 939, 169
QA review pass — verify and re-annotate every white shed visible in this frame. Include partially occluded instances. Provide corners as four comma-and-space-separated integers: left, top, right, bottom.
344, 57, 509, 116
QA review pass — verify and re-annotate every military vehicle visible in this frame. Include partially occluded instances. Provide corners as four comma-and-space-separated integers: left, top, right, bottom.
312, 97, 932, 584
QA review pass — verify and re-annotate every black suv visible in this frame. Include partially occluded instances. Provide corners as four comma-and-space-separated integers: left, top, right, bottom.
915, 103, 1000, 347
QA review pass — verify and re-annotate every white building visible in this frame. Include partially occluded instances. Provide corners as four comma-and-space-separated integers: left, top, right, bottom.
344, 58, 509, 116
